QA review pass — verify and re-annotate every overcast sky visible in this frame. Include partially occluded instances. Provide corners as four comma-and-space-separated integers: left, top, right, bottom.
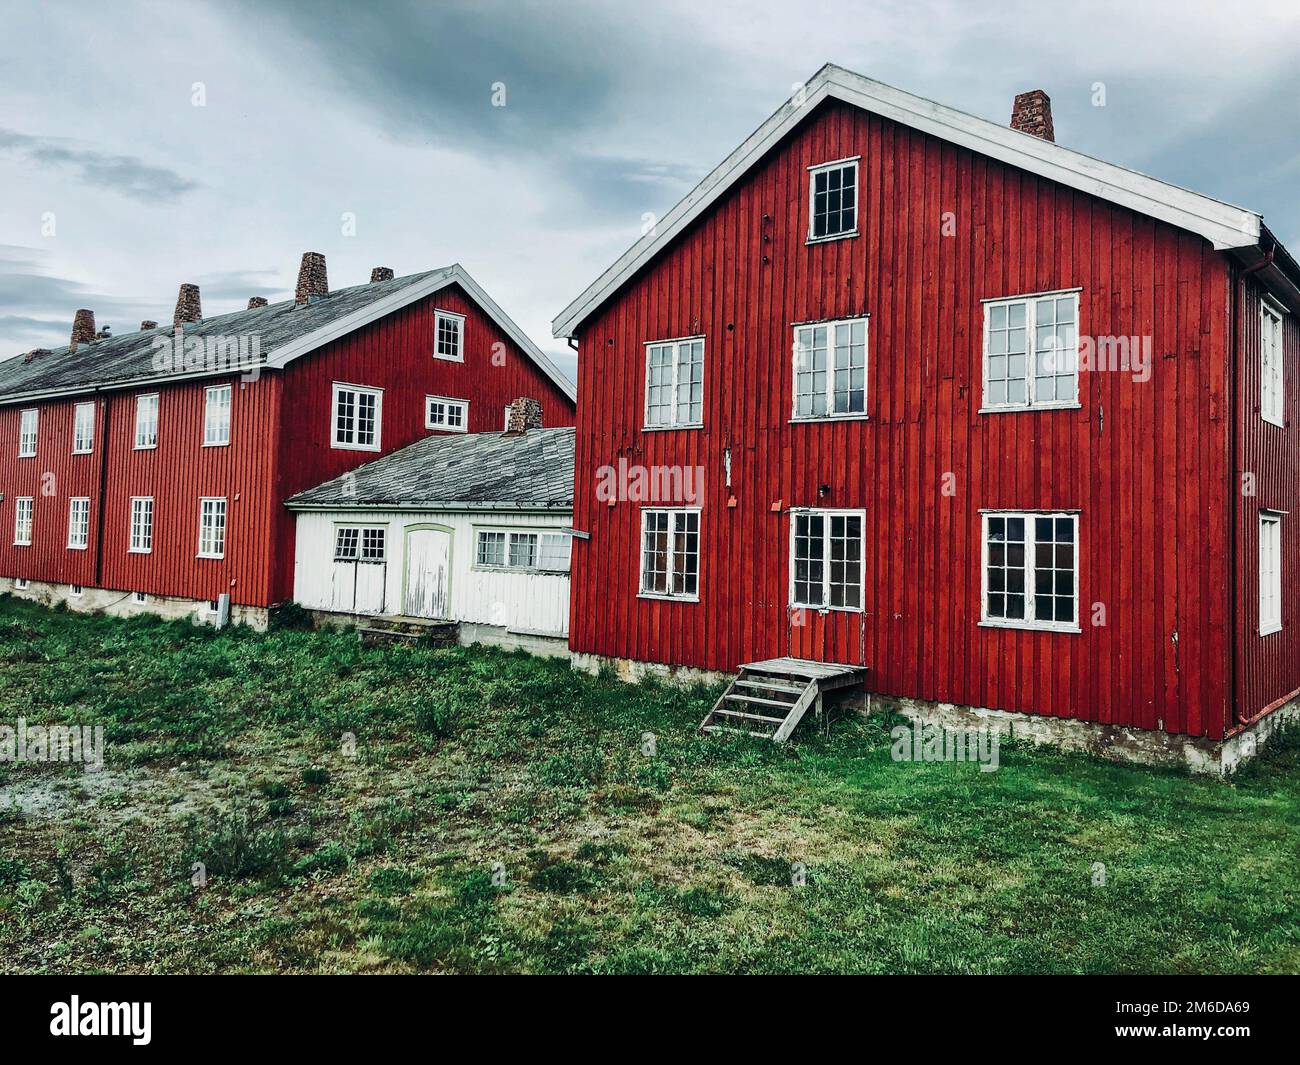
2, 0, 1298, 383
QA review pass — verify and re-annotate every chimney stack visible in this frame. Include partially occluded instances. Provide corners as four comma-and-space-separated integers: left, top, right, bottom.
70, 309, 96, 350
173, 283, 202, 329
1010, 90, 1054, 142
295, 252, 329, 305
505, 397, 543, 434
370, 266, 394, 283
248, 296, 268, 309
140, 319, 158, 331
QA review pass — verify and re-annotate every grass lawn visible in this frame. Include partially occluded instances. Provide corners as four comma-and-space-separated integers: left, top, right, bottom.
0, 596, 1297, 974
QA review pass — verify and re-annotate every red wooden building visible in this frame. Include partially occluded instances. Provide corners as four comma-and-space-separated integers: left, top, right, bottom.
0, 255, 575, 626
554, 65, 1299, 767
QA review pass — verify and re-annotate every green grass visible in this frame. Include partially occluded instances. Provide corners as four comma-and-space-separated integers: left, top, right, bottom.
0, 596, 1297, 974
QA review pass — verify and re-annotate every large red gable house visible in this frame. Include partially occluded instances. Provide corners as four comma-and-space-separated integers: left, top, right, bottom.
0, 254, 576, 626
554, 64, 1299, 770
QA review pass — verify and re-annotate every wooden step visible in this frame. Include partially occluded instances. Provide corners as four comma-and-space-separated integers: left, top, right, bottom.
700, 659, 869, 744
725, 693, 798, 709
713, 708, 787, 724
734, 678, 805, 695
702, 724, 776, 739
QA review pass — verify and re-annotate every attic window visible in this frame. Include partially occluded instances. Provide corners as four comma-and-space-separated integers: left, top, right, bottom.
434, 310, 465, 362
426, 396, 468, 432
808, 158, 858, 242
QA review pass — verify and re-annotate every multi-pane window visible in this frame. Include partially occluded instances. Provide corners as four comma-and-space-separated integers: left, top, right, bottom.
14, 497, 33, 545
361, 528, 386, 561
509, 532, 538, 569
793, 318, 867, 418
639, 509, 700, 599
197, 497, 227, 558
1261, 300, 1285, 427
19, 409, 37, 457
476, 530, 506, 567
332, 384, 382, 450
983, 291, 1079, 409
135, 393, 159, 449
791, 510, 863, 610
434, 310, 465, 361
203, 384, 232, 446
809, 158, 858, 240
67, 497, 90, 549
474, 529, 569, 573
130, 497, 154, 553
72, 402, 95, 454
426, 396, 468, 432
1259, 513, 1283, 635
982, 512, 1078, 630
334, 526, 385, 561
536, 532, 572, 573
645, 337, 704, 428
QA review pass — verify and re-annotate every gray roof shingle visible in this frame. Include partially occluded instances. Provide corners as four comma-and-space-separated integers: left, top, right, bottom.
287, 427, 575, 511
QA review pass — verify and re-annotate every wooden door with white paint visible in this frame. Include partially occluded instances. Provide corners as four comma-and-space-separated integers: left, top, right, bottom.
404, 527, 451, 618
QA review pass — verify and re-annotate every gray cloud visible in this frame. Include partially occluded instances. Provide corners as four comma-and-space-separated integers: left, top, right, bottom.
0, 128, 197, 203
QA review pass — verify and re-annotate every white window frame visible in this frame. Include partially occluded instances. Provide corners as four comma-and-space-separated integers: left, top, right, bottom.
503, 405, 512, 431
434, 309, 466, 362
67, 497, 90, 550
69, 584, 84, 598
425, 395, 469, 432
471, 528, 571, 574
333, 524, 387, 562
13, 496, 33, 546
643, 336, 705, 430
203, 384, 232, 447
72, 402, 95, 455
981, 289, 1082, 412
807, 156, 859, 243
1261, 297, 1286, 428
197, 497, 227, 559
788, 508, 866, 612
132, 591, 147, 605
638, 508, 701, 601
980, 510, 1081, 633
18, 408, 38, 458
1259, 511, 1283, 636
331, 382, 383, 452
130, 497, 154, 554
791, 317, 869, 421
15, 578, 29, 590
134, 393, 159, 450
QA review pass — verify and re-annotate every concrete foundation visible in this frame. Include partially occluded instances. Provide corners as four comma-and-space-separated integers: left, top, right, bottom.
309, 609, 569, 659
0, 577, 268, 630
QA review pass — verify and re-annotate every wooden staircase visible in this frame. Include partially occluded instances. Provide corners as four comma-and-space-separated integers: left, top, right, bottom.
699, 658, 869, 742
358, 615, 459, 648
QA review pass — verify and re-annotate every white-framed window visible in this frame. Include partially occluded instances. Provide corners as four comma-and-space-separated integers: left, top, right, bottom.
69, 584, 84, 598
13, 496, 33, 546
72, 402, 95, 454
790, 509, 864, 610
639, 508, 700, 599
503, 405, 512, 431
645, 337, 704, 428
132, 591, 147, 605
536, 532, 572, 573
67, 497, 90, 550
197, 497, 227, 559
207, 599, 220, 614
333, 525, 386, 562
135, 393, 159, 449
981, 511, 1079, 631
808, 157, 858, 241
15, 578, 29, 590
793, 318, 868, 419
983, 290, 1080, 410
18, 409, 38, 457
434, 310, 465, 361
472, 529, 570, 573
1259, 512, 1283, 636
203, 384, 232, 446
332, 383, 382, 451
1261, 299, 1285, 428
130, 497, 154, 554
426, 396, 468, 432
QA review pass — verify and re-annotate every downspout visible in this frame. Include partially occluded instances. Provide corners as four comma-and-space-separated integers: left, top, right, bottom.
92, 395, 112, 587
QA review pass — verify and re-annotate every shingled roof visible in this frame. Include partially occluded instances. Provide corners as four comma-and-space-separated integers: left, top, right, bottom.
287, 427, 575, 511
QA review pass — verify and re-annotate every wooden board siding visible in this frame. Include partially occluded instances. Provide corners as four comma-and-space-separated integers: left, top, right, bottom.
1232, 271, 1300, 728
569, 98, 1236, 739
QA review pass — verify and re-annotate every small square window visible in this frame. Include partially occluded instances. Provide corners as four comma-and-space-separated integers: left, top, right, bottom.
434, 311, 465, 361
132, 591, 147, 605
69, 584, 84, 598
426, 396, 468, 432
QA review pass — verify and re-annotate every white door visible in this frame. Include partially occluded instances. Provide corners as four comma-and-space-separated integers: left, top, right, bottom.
355, 562, 386, 614
404, 528, 451, 618
331, 561, 357, 612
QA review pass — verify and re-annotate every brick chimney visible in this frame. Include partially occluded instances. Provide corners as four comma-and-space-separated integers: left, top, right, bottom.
173, 283, 202, 329
505, 396, 543, 434
70, 309, 95, 351
140, 319, 158, 331
370, 266, 394, 283
295, 252, 328, 305
248, 296, 268, 309
1010, 90, 1054, 142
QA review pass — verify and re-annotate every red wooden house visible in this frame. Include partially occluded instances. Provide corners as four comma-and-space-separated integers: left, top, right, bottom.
554, 65, 1299, 770
0, 254, 575, 626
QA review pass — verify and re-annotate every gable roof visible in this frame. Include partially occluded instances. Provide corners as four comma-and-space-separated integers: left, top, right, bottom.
554, 63, 1270, 339
0, 264, 576, 406
287, 426, 575, 512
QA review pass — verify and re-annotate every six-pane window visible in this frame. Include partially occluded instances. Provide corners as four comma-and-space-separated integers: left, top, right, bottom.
1259, 513, 1283, 635
474, 529, 570, 573
19, 409, 37, 457
72, 402, 95, 454
426, 396, 468, 432
332, 383, 382, 450
130, 497, 154, 553
67, 497, 90, 549
198, 497, 227, 558
1261, 300, 1285, 427
982, 512, 1078, 629
639, 509, 699, 598
334, 526, 385, 561
204, 385, 232, 446
14, 497, 33, 545
984, 292, 1079, 409
434, 310, 464, 361
793, 318, 867, 418
809, 159, 858, 240
791, 509, 863, 610
645, 338, 704, 428
135, 393, 159, 449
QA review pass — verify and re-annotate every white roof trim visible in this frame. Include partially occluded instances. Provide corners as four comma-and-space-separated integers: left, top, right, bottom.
553, 64, 1263, 339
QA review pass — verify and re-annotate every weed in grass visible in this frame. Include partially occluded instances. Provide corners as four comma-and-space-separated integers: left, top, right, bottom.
299, 767, 330, 787
181, 808, 289, 882
368, 866, 423, 897
528, 853, 604, 894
